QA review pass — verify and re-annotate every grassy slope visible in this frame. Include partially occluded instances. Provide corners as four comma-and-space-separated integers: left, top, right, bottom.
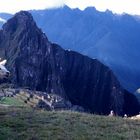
0, 107, 140, 140
0, 97, 26, 106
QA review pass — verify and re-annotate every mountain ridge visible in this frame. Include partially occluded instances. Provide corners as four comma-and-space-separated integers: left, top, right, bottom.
0, 11, 139, 116
0, 8, 140, 92
30, 7, 140, 92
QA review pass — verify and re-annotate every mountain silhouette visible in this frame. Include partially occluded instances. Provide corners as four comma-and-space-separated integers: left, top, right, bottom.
0, 11, 139, 116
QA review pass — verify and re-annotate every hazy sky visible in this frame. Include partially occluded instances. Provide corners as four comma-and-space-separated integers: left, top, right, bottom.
0, 0, 139, 15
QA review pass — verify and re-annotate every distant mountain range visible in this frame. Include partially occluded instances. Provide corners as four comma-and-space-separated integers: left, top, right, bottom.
0, 6, 140, 92
0, 13, 11, 25
0, 11, 139, 116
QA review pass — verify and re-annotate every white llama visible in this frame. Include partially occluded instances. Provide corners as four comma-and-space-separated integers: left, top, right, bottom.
0, 59, 10, 79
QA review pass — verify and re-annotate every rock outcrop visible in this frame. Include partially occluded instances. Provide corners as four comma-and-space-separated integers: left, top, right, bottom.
0, 11, 139, 116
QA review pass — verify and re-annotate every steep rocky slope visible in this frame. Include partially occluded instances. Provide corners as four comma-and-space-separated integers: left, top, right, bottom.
0, 11, 139, 116
1, 7, 140, 92
30, 7, 140, 92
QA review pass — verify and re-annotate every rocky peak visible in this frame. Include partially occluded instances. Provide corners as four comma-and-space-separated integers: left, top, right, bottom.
2, 11, 35, 31
2, 11, 47, 44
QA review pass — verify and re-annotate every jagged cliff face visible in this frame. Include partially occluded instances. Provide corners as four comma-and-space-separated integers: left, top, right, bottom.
31, 7, 140, 93
1, 8, 140, 93
0, 11, 139, 116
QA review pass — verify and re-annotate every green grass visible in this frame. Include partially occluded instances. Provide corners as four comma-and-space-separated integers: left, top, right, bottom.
0, 107, 140, 140
0, 97, 26, 106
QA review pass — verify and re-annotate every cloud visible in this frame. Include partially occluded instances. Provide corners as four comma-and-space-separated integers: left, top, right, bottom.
0, 0, 64, 13
0, 0, 140, 15
64, 0, 93, 10
92, 0, 140, 15
0, 17, 6, 23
